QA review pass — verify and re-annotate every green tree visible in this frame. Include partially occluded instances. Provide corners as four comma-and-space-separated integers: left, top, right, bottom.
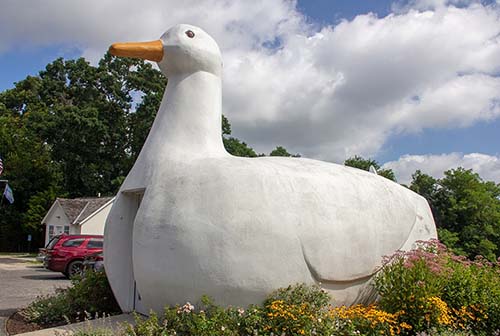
0, 54, 167, 250
222, 115, 231, 136
410, 168, 500, 260
1, 55, 168, 198
344, 155, 396, 181
269, 146, 301, 157
409, 170, 438, 200
436, 168, 500, 260
0, 113, 62, 250
221, 115, 258, 157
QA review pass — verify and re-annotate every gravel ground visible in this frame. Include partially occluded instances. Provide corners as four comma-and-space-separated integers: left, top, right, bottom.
0, 255, 71, 336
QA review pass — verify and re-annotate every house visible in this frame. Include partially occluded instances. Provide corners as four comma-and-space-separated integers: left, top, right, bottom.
41, 197, 115, 245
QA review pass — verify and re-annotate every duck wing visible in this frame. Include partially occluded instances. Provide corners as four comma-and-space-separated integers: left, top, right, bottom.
291, 165, 418, 282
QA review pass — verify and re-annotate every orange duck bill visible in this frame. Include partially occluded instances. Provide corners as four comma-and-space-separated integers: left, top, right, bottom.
109, 40, 163, 62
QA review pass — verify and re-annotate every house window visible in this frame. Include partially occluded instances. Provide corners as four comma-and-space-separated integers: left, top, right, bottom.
64, 226, 70, 234
48, 225, 55, 240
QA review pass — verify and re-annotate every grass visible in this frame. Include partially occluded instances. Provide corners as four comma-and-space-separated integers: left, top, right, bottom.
0, 252, 38, 257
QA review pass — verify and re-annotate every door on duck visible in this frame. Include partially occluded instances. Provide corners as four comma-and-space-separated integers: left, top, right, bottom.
112, 189, 147, 314
132, 192, 146, 314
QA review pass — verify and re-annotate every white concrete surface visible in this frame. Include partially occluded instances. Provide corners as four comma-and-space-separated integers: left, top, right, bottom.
105, 24, 437, 315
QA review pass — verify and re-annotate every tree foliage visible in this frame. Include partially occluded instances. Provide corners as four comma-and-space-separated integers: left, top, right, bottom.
344, 155, 396, 181
0, 54, 166, 250
269, 146, 301, 157
223, 137, 258, 157
410, 168, 500, 260
221, 115, 258, 157
0, 112, 62, 250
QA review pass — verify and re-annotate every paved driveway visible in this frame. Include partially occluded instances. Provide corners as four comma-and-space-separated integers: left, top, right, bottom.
0, 255, 71, 335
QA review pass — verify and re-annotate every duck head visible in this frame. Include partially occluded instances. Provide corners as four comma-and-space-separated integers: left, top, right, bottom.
109, 24, 222, 77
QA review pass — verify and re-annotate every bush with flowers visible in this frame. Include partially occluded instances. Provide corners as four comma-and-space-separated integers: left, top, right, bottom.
53, 240, 498, 336
120, 241, 499, 336
123, 284, 413, 336
374, 239, 500, 335
329, 303, 412, 336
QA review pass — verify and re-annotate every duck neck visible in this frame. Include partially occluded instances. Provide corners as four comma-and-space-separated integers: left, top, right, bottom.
151, 71, 227, 160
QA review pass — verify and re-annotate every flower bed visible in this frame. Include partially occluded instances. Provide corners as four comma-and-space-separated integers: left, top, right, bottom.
16, 240, 500, 336
374, 239, 500, 334
121, 240, 499, 336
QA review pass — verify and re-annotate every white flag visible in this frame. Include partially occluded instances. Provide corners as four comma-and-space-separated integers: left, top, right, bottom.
3, 184, 14, 204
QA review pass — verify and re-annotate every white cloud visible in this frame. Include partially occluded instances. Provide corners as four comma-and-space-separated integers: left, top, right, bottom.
0, 1, 499, 160
0, 0, 302, 55
382, 152, 500, 184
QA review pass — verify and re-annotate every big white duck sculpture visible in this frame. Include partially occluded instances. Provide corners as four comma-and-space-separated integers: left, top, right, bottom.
104, 24, 437, 314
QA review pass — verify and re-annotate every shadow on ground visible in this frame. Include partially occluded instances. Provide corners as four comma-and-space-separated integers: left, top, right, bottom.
0, 258, 24, 264
0, 309, 16, 317
21, 274, 67, 281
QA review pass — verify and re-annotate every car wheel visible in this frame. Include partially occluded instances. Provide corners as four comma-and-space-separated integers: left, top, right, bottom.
67, 260, 84, 278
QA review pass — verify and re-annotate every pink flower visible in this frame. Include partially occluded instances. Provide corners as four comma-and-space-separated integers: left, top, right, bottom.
177, 302, 195, 314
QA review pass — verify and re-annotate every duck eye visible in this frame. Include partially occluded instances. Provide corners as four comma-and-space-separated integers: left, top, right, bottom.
185, 30, 195, 38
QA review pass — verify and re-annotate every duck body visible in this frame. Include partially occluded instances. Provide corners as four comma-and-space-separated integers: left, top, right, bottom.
131, 155, 435, 311
104, 24, 437, 314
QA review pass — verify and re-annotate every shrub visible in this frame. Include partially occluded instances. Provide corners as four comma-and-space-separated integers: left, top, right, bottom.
121, 284, 418, 336
21, 270, 121, 326
264, 283, 330, 310
261, 283, 332, 335
65, 270, 121, 317
374, 239, 500, 334
72, 328, 115, 336
124, 298, 256, 336
330, 304, 412, 336
21, 251, 499, 336
19, 288, 70, 325
123, 284, 363, 336
415, 330, 478, 336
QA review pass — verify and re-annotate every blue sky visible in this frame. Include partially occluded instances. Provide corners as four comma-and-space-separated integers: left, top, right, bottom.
0, 0, 499, 183
296, 0, 500, 165
298, 0, 393, 22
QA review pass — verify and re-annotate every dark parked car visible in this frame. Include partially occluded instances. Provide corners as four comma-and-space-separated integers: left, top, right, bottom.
44, 234, 103, 278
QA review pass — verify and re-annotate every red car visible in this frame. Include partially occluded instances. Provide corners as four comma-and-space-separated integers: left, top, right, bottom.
44, 234, 103, 278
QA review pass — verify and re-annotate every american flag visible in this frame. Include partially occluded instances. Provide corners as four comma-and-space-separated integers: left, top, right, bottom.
0, 156, 3, 176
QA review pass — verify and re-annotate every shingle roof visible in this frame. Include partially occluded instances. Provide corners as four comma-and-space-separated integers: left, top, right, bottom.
57, 197, 114, 225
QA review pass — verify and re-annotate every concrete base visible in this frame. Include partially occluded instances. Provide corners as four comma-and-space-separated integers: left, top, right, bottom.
15, 314, 135, 336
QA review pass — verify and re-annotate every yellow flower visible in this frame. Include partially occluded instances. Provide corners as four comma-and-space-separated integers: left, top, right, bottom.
399, 322, 412, 329
427, 296, 452, 325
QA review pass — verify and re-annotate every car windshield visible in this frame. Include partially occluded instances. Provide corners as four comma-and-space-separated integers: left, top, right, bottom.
46, 235, 60, 249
